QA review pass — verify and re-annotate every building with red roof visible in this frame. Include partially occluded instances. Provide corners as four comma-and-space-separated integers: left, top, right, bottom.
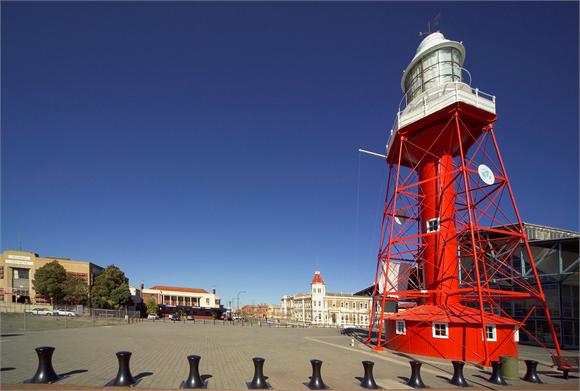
141, 285, 223, 319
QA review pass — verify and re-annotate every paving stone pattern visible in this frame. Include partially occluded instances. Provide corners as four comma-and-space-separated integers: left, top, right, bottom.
0, 321, 577, 389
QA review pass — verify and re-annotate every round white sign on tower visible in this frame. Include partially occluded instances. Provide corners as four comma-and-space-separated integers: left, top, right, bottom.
478, 164, 495, 185
395, 216, 402, 225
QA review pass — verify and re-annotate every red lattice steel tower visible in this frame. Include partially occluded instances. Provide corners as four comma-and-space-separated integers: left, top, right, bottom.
366, 32, 562, 366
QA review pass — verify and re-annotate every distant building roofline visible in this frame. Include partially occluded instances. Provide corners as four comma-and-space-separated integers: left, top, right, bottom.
1, 250, 102, 267
148, 285, 209, 294
520, 222, 579, 238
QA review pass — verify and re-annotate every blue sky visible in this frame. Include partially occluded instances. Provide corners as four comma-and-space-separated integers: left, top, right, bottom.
2, 2, 578, 306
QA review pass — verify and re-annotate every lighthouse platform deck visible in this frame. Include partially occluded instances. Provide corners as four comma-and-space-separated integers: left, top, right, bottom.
388, 82, 496, 156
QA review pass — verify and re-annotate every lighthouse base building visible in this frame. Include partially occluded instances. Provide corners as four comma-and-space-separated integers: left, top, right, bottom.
384, 304, 518, 362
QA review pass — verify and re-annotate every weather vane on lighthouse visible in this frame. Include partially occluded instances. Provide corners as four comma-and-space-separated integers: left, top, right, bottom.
362, 30, 563, 367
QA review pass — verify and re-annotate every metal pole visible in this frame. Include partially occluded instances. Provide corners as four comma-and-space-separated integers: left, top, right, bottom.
358, 149, 387, 159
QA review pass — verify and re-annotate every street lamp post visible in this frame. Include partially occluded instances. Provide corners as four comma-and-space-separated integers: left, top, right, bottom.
236, 291, 246, 315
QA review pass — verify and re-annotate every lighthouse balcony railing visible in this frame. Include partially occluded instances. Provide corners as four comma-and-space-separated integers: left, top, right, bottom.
391, 81, 496, 137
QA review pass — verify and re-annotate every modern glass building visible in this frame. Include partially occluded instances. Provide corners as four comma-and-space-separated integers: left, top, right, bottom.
500, 223, 579, 350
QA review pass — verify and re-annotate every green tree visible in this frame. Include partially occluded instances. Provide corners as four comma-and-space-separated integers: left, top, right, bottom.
90, 265, 131, 309
146, 299, 157, 315
32, 261, 67, 304
62, 274, 89, 305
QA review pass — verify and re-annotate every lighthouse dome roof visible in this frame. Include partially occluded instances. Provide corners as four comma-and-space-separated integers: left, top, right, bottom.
401, 31, 466, 93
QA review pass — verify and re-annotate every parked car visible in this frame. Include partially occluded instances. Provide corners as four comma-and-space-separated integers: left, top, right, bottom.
25, 308, 54, 316
147, 314, 159, 320
168, 314, 181, 321
54, 309, 76, 317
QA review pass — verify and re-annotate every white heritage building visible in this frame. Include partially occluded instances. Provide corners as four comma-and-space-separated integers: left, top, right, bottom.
281, 272, 372, 327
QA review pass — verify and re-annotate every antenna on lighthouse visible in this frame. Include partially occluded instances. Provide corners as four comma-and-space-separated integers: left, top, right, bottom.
419, 12, 441, 36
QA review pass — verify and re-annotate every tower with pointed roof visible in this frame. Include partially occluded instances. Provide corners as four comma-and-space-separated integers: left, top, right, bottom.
311, 271, 325, 324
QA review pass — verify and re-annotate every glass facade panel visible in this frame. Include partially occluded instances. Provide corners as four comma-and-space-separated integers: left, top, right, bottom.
562, 284, 579, 318
529, 246, 559, 275
562, 320, 578, 348
487, 237, 578, 349
543, 284, 560, 317
561, 248, 578, 271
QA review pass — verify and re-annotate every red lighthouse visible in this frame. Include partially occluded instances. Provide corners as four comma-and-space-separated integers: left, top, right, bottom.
367, 32, 562, 365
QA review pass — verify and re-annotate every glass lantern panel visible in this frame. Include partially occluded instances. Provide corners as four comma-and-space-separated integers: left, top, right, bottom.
422, 51, 438, 68
452, 48, 461, 63
439, 48, 452, 62
452, 63, 461, 79
423, 64, 439, 82
440, 62, 453, 84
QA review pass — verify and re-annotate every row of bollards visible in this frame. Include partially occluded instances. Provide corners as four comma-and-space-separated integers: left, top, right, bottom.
487, 359, 542, 386
406, 358, 543, 389
26, 346, 545, 388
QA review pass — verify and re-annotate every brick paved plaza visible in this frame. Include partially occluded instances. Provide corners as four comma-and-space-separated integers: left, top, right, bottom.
1, 321, 578, 390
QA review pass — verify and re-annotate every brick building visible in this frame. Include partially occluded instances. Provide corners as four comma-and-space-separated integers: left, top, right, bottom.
0, 250, 103, 304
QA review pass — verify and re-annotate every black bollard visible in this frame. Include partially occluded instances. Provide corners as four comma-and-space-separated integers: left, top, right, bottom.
308, 359, 327, 389
360, 361, 379, 389
29, 346, 59, 383
450, 361, 469, 387
183, 355, 205, 388
249, 357, 268, 389
522, 360, 542, 384
488, 360, 507, 386
406, 360, 426, 388
113, 351, 136, 387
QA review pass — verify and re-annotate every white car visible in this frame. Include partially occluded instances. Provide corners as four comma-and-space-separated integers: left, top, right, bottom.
25, 308, 54, 316
54, 309, 76, 317
147, 314, 159, 320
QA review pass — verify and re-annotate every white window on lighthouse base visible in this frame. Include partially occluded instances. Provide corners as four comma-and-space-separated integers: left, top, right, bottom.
426, 218, 440, 233
396, 320, 406, 335
482, 324, 497, 342
432, 322, 449, 339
